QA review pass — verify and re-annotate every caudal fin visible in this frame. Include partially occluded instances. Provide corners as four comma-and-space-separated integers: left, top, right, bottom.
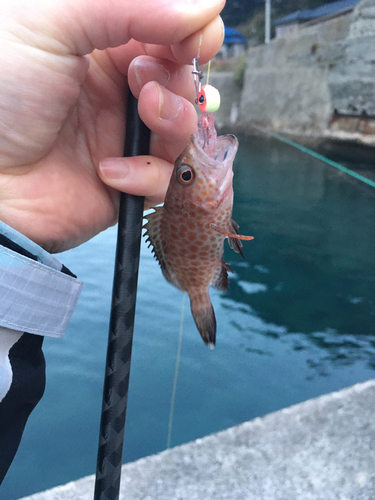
189, 292, 216, 348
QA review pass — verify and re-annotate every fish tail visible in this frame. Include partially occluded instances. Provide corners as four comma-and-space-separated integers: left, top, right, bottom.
189, 290, 216, 348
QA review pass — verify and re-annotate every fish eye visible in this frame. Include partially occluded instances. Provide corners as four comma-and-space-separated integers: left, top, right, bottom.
177, 164, 195, 185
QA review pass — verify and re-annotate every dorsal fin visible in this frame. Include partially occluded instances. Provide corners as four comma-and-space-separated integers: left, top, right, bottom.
143, 208, 174, 285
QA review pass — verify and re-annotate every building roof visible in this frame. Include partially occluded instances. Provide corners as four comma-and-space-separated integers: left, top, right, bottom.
274, 0, 361, 26
224, 27, 247, 44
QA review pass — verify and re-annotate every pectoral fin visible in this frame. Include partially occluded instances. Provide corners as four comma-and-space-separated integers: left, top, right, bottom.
210, 220, 253, 259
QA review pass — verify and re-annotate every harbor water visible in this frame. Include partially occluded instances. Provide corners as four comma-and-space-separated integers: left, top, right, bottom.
2, 134, 375, 499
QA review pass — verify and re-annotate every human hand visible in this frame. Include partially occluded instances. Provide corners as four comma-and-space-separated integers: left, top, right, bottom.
0, 0, 224, 253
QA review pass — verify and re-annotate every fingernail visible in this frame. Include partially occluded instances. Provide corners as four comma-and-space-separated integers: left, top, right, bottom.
156, 83, 182, 121
177, 0, 223, 11
99, 158, 130, 179
134, 58, 170, 88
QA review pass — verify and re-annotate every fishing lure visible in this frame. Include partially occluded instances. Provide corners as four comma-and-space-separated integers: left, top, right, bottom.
144, 58, 253, 347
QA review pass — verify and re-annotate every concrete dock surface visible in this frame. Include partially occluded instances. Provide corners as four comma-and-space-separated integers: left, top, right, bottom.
20, 379, 375, 500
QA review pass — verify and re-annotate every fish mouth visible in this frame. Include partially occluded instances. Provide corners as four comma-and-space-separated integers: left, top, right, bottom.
191, 133, 238, 165
190, 133, 238, 193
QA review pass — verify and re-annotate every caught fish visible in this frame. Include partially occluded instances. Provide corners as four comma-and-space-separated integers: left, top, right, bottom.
145, 59, 252, 347
144, 111, 252, 347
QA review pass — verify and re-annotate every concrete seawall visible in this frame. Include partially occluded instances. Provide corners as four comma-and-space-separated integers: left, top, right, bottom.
211, 0, 375, 147
19, 379, 375, 500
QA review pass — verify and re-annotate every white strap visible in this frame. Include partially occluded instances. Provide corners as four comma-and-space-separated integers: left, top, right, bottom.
0, 246, 83, 338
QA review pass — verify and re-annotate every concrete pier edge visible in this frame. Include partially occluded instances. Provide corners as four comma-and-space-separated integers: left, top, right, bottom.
19, 379, 375, 500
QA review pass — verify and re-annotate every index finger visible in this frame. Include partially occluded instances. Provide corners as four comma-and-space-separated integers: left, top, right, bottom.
110, 15, 224, 80
32, 0, 226, 55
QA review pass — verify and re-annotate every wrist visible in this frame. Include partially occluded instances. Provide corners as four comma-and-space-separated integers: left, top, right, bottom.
0, 220, 83, 338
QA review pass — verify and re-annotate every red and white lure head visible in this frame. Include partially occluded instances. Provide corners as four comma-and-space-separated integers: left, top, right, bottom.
197, 85, 221, 114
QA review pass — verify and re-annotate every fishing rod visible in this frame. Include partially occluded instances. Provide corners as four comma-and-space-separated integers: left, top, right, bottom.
94, 91, 150, 500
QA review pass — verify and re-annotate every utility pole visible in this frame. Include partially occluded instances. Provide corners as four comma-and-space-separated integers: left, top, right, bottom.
265, 0, 271, 44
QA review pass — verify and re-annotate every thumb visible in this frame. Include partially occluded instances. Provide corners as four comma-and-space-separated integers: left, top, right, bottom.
10, 0, 225, 55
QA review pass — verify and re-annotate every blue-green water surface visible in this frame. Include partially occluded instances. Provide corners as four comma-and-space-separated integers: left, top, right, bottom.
2, 135, 375, 499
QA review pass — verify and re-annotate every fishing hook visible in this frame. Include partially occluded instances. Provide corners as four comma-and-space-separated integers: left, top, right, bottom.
192, 57, 203, 104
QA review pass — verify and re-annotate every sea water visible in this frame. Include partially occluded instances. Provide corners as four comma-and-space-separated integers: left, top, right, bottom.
2, 135, 375, 499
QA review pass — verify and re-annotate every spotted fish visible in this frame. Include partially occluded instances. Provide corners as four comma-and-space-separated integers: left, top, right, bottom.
144, 118, 252, 347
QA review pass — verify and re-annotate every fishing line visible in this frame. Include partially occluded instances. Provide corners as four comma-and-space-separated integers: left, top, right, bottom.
250, 123, 375, 189
196, 34, 203, 61
166, 292, 186, 449
206, 60, 212, 86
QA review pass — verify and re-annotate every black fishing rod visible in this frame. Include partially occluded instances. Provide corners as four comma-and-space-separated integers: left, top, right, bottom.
94, 91, 150, 500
